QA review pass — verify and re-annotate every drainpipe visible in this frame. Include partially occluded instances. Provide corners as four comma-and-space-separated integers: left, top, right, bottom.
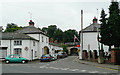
10, 39, 11, 55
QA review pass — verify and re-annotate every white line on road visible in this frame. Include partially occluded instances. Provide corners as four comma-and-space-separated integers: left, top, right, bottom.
40, 66, 46, 68
88, 71, 99, 73
69, 69, 79, 72
61, 68, 70, 70
79, 70, 87, 72
52, 67, 59, 70
49, 67, 54, 68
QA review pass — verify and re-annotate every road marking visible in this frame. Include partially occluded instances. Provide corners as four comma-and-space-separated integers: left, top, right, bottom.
80, 70, 87, 72
49, 67, 54, 68
73, 56, 79, 62
96, 66, 118, 71
75, 59, 119, 72
69, 69, 77, 71
88, 71, 99, 73
52, 67, 59, 70
40, 65, 46, 68
61, 68, 70, 70
70, 69, 79, 71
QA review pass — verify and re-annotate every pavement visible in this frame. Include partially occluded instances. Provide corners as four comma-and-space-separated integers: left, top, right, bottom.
73, 56, 120, 71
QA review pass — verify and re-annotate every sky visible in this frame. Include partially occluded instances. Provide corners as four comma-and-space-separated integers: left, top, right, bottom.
1, 0, 120, 32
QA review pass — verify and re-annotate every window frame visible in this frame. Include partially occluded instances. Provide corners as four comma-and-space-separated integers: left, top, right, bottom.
14, 48, 22, 56
42, 36, 44, 42
14, 40, 22, 45
35, 51, 37, 57
33, 41, 35, 46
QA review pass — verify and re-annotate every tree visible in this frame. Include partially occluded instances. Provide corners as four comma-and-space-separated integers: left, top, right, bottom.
62, 44, 68, 54
63, 29, 79, 43
100, 1, 120, 48
107, 1, 120, 48
47, 25, 57, 39
42, 27, 48, 33
42, 25, 79, 43
4, 23, 23, 32
54, 28, 63, 43
99, 9, 113, 51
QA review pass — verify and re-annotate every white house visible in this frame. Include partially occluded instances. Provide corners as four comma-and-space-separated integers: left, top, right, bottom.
0, 20, 63, 60
80, 17, 109, 53
49, 43, 63, 55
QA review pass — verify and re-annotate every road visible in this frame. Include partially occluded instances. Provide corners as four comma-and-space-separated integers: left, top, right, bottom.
1, 56, 118, 74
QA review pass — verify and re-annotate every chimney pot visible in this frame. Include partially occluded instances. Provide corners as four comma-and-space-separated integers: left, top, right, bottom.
93, 17, 97, 24
29, 20, 34, 26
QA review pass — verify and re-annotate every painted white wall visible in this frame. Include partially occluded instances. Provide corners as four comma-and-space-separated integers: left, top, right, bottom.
27, 34, 40, 40
0, 40, 10, 56
49, 44, 63, 55
83, 32, 109, 52
26, 33, 49, 59
29, 40, 39, 60
39, 34, 49, 58
1, 39, 39, 60
1, 33, 63, 60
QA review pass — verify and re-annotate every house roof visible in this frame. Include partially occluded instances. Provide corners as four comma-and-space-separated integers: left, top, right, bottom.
15, 26, 41, 33
80, 23, 100, 33
1, 32, 39, 41
15, 26, 48, 36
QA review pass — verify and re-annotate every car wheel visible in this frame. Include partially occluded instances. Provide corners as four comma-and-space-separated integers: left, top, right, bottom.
22, 60, 25, 64
5, 60, 9, 64
49, 59, 51, 62
40, 60, 42, 62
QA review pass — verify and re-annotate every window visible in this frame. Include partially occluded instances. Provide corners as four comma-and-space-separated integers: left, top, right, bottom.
42, 36, 44, 42
14, 55, 19, 58
9, 55, 14, 58
14, 48, 22, 56
14, 40, 22, 45
33, 41, 35, 46
35, 51, 37, 57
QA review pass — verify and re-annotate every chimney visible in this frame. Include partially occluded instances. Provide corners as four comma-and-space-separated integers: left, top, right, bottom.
54, 40, 57, 44
93, 17, 97, 24
50, 38, 53, 43
29, 20, 34, 26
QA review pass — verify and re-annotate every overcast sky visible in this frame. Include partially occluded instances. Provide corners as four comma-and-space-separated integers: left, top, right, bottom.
1, 0, 120, 32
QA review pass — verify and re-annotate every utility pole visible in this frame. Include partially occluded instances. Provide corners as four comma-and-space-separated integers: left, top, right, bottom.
79, 10, 83, 60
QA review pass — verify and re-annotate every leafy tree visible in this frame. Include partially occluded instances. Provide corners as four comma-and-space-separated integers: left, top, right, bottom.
42, 25, 79, 43
54, 28, 63, 43
62, 44, 68, 54
63, 29, 79, 43
47, 25, 57, 39
4, 23, 23, 32
100, 1, 120, 48
107, 1, 120, 48
42, 27, 48, 33
99, 9, 112, 51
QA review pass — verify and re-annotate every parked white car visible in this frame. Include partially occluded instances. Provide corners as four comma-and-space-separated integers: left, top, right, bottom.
50, 54, 57, 60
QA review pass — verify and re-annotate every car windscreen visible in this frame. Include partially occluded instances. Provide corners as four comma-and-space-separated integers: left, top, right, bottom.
44, 54, 50, 57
